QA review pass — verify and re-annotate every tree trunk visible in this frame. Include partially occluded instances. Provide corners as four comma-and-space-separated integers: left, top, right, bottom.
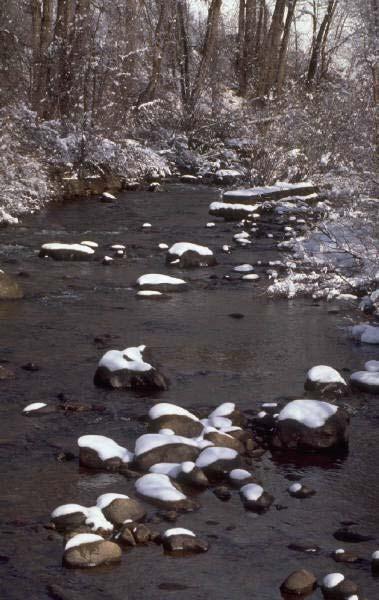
307, 0, 337, 87
188, 0, 222, 112
138, 0, 175, 105
176, 0, 190, 106
276, 0, 298, 94
259, 0, 286, 96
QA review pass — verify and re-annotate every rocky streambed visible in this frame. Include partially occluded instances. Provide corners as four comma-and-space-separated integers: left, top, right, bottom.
0, 184, 378, 600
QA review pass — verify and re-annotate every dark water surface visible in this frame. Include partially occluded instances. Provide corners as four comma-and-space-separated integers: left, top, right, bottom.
0, 185, 378, 599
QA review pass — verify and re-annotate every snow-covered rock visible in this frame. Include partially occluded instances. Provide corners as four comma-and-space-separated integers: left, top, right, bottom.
136, 273, 188, 292
305, 365, 347, 396
321, 573, 359, 599
148, 403, 203, 437
63, 533, 121, 568
96, 493, 145, 525
272, 399, 349, 451
135, 473, 198, 511
78, 435, 133, 471
351, 323, 379, 344
39, 242, 95, 261
350, 370, 379, 394
195, 446, 240, 479
239, 483, 273, 512
134, 433, 200, 471
209, 201, 261, 221
166, 242, 216, 268
161, 527, 209, 553
94, 345, 168, 391
280, 569, 317, 596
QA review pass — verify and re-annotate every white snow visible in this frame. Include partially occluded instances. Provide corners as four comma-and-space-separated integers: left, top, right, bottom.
350, 371, 379, 389
52, 504, 87, 519
209, 201, 261, 213
181, 461, 195, 473
134, 433, 198, 456
209, 403, 235, 418
65, 533, 104, 551
103, 256, 113, 263
240, 483, 264, 501
196, 446, 237, 468
352, 324, 379, 344
142, 222, 152, 228
168, 243, 213, 257
278, 399, 338, 428
41, 243, 94, 255
149, 463, 182, 477
365, 360, 379, 372
234, 264, 254, 272
137, 274, 186, 286
98, 345, 152, 373
135, 473, 187, 502
111, 244, 125, 250
78, 435, 133, 462
289, 483, 302, 493
206, 222, 215, 228
81, 241, 98, 248
201, 416, 232, 429
158, 243, 169, 249
163, 528, 195, 538
307, 365, 346, 385
96, 493, 129, 510
149, 403, 199, 422
23, 402, 47, 413
223, 182, 315, 202
262, 403, 278, 408
372, 550, 379, 559
159, 428, 175, 435
103, 192, 116, 200
335, 549, 345, 554
137, 290, 162, 297
85, 506, 113, 532
230, 469, 251, 481
322, 573, 345, 588
242, 274, 259, 281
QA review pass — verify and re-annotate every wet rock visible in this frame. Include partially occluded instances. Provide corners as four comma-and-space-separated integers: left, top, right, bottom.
321, 573, 359, 599
305, 365, 348, 397
213, 486, 232, 501
78, 435, 133, 471
161, 528, 209, 554
97, 493, 146, 526
136, 273, 188, 293
229, 313, 245, 319
280, 569, 317, 596
101, 192, 116, 202
148, 403, 203, 438
175, 463, 209, 489
240, 483, 273, 512
63, 533, 121, 568
166, 243, 216, 268
94, 345, 169, 391
0, 365, 15, 379
203, 430, 245, 454
21, 362, 40, 372
332, 549, 361, 563
39, 243, 95, 261
180, 174, 199, 184
196, 446, 241, 480
288, 542, 320, 554
333, 527, 374, 543
134, 433, 200, 471
371, 550, 379, 573
272, 399, 349, 452
119, 521, 152, 544
135, 473, 198, 511
0, 270, 24, 299
287, 482, 316, 499
149, 182, 163, 192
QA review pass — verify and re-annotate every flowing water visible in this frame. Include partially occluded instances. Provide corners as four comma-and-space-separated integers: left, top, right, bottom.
0, 185, 378, 599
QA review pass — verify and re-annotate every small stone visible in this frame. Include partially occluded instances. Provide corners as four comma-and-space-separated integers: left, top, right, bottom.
22, 362, 40, 372
213, 486, 232, 501
63, 534, 121, 568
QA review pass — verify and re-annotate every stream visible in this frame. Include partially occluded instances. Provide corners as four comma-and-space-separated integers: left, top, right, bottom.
0, 184, 378, 600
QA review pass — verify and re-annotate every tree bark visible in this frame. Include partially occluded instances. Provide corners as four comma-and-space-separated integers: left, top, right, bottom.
276, 0, 298, 94
307, 0, 337, 86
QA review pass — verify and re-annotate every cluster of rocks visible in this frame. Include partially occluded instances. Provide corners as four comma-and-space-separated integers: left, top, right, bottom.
50, 492, 208, 568
281, 569, 364, 599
